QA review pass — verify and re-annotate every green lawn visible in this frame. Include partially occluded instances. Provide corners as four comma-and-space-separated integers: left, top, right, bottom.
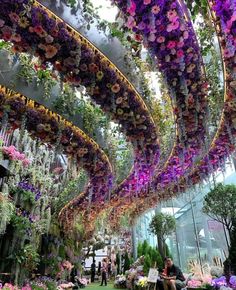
87, 282, 116, 290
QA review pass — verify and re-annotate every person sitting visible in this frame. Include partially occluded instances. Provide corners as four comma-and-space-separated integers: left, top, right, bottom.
160, 257, 185, 290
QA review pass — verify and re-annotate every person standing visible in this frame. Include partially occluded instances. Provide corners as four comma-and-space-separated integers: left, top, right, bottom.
100, 258, 108, 286
91, 260, 96, 283
161, 257, 185, 290
98, 261, 101, 276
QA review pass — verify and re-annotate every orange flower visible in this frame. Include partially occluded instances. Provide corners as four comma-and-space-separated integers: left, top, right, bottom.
34, 25, 47, 37
111, 83, 120, 93
45, 45, 58, 58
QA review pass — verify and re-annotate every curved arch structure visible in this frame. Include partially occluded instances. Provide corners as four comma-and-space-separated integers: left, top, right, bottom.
103, 0, 210, 229
114, 0, 236, 225
0, 85, 113, 215
0, 0, 160, 233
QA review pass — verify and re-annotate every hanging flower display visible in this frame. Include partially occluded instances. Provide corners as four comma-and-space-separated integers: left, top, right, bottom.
112, 0, 209, 193
0, 0, 161, 230
102, 0, 236, 229
0, 85, 113, 231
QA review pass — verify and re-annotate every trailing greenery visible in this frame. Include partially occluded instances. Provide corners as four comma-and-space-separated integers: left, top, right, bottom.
0, 193, 15, 235
15, 244, 40, 272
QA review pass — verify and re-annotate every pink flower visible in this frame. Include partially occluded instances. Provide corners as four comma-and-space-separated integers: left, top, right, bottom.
1, 26, 13, 41
177, 41, 184, 48
23, 158, 30, 167
148, 33, 156, 42
167, 10, 177, 21
126, 16, 136, 29
183, 31, 189, 39
167, 40, 176, 49
18, 153, 26, 161
22, 284, 32, 290
127, 1, 136, 16
9, 12, 20, 23
134, 34, 143, 42
156, 36, 165, 43
167, 20, 180, 32
151, 5, 160, 14
143, 0, 151, 4
224, 48, 235, 58
177, 49, 184, 58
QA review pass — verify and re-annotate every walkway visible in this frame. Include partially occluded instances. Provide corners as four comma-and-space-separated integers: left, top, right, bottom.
87, 282, 116, 290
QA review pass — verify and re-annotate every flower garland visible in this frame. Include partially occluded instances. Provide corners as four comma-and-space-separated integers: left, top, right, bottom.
174, 0, 236, 193
112, 0, 209, 188
99, 0, 210, 230
0, 0, 159, 187
0, 0, 162, 230
0, 85, 113, 230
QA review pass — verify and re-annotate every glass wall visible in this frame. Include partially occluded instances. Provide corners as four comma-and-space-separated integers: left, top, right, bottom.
134, 159, 236, 271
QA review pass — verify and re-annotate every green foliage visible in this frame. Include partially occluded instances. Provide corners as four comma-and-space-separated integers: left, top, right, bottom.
123, 252, 131, 273
45, 280, 57, 290
53, 172, 88, 214
164, 243, 172, 260
202, 183, 236, 238
17, 53, 56, 98
15, 244, 40, 271
143, 254, 151, 275
0, 40, 12, 49
185, 0, 208, 20
137, 241, 164, 269
149, 247, 163, 268
11, 213, 31, 235
0, 193, 15, 235
31, 285, 46, 290
11, 186, 35, 205
66, 0, 77, 8
141, 240, 149, 256
149, 213, 176, 242
137, 242, 142, 258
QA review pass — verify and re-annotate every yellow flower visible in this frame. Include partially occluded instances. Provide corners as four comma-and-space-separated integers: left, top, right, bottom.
96, 71, 104, 80
18, 17, 29, 28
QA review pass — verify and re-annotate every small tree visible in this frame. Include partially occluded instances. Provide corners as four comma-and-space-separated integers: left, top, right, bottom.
149, 213, 176, 259
202, 183, 236, 275
202, 183, 236, 243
